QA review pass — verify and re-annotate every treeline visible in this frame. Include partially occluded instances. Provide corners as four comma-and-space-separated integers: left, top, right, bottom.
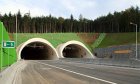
0, 6, 139, 33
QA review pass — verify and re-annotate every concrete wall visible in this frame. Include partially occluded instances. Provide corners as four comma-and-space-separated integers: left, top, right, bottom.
93, 44, 140, 60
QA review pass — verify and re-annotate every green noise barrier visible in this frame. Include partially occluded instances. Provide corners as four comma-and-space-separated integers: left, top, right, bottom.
0, 21, 17, 69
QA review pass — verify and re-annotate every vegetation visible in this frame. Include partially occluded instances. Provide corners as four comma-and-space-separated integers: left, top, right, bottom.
12, 33, 92, 51
0, 6, 139, 33
13, 33, 83, 46
97, 32, 140, 48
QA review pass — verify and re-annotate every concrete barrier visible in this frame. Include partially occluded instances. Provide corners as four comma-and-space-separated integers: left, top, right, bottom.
60, 58, 140, 68
0, 60, 26, 84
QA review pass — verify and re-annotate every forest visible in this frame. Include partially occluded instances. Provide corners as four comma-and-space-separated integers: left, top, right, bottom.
0, 6, 140, 33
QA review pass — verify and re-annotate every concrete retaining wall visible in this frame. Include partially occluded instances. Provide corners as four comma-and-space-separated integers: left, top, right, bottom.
93, 44, 140, 60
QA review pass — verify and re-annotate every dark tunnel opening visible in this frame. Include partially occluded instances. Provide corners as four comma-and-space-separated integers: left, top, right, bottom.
62, 44, 85, 58
21, 42, 55, 60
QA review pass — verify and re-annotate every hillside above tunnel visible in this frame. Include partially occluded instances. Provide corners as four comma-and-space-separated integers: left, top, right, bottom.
97, 32, 140, 48
10, 32, 140, 50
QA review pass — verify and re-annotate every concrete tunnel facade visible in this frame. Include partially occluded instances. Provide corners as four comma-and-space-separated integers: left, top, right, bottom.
16, 38, 59, 60
56, 40, 95, 58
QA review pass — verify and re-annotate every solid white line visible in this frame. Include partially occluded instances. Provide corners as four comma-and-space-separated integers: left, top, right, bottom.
36, 61, 117, 84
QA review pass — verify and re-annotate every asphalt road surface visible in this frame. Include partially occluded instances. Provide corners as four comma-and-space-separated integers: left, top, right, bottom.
13, 60, 140, 84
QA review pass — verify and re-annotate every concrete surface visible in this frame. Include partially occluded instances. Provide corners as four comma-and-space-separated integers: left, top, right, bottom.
0, 61, 26, 84
93, 44, 140, 60
1, 60, 140, 84
60, 58, 140, 68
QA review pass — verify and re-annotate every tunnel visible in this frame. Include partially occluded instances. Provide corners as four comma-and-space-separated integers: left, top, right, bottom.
56, 40, 95, 58
17, 38, 59, 60
63, 44, 86, 58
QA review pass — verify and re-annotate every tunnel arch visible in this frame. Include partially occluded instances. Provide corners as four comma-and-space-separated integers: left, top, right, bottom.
56, 40, 95, 58
17, 38, 59, 60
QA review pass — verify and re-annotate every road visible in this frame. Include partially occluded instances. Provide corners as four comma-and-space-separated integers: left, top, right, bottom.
13, 60, 140, 84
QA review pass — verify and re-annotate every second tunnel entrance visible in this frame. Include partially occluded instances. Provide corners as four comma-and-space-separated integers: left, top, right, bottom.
62, 44, 86, 58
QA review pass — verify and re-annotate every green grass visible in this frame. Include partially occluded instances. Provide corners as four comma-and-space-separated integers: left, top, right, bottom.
13, 33, 92, 50
97, 32, 140, 48
13, 32, 140, 50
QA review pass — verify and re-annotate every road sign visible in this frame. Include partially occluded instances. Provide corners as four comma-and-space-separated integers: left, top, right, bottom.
2, 41, 15, 48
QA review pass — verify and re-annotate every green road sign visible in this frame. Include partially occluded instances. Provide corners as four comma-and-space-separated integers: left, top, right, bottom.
2, 41, 15, 48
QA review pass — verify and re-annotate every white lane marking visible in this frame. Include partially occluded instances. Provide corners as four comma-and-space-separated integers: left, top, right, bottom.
57, 63, 95, 70
36, 61, 117, 84
41, 68, 51, 70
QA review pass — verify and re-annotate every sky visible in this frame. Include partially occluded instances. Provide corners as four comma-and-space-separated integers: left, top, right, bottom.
0, 0, 139, 20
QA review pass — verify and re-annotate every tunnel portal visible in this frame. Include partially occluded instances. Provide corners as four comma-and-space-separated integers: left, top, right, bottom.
21, 42, 55, 60
62, 44, 85, 58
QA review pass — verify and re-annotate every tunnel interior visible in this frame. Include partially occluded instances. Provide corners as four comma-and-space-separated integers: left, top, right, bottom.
21, 42, 56, 60
62, 44, 86, 58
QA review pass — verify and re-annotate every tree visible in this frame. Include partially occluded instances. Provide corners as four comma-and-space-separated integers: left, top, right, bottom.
58, 17, 64, 32
70, 14, 74, 32
0, 6, 139, 33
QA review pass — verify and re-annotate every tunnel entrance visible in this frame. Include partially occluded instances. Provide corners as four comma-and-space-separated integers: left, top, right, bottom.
62, 44, 85, 58
21, 42, 56, 60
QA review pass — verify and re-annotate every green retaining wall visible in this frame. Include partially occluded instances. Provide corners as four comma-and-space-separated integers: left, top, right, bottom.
0, 22, 17, 69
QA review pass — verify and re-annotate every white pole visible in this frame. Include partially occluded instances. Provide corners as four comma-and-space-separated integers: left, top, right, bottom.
16, 15, 17, 48
130, 22, 138, 60
136, 24, 137, 60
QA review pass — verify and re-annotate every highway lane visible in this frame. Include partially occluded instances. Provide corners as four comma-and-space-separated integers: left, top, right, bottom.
17, 60, 110, 84
14, 60, 140, 84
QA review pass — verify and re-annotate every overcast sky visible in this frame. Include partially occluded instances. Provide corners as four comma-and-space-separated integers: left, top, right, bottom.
0, 0, 139, 20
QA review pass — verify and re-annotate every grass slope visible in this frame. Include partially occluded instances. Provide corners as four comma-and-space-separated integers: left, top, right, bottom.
12, 32, 140, 50
97, 32, 140, 48
13, 33, 91, 50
